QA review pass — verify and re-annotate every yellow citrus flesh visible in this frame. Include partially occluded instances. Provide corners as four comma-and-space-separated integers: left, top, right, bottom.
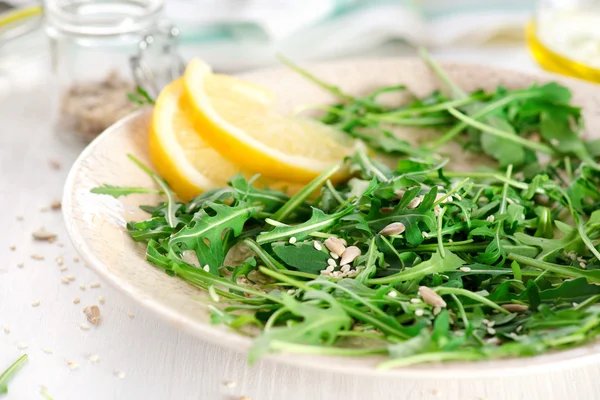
149, 79, 304, 201
183, 59, 357, 182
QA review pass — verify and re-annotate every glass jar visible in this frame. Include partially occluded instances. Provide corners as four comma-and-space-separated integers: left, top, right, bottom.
45, 0, 183, 141
528, 0, 600, 83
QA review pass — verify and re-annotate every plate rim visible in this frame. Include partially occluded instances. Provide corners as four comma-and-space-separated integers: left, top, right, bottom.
63, 57, 600, 378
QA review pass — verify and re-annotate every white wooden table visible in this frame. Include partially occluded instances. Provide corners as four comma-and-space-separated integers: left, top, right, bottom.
2, 38, 600, 400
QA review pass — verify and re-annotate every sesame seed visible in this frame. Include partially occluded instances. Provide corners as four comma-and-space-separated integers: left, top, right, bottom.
31, 254, 44, 260
17, 263, 24, 268
79, 323, 91, 331
49, 159, 61, 169
487, 327, 496, 335
73, 256, 80, 262
57, 242, 64, 248
202, 265, 210, 272
330, 252, 340, 260
89, 354, 100, 363
66, 275, 76, 281
415, 309, 424, 317
387, 290, 397, 298
90, 282, 101, 288
223, 381, 237, 388
3, 326, 10, 334
16, 342, 28, 349
516, 325, 523, 333
240, 396, 251, 400
127, 311, 134, 318
410, 298, 421, 304
61, 277, 70, 284
116, 371, 126, 379
73, 298, 80, 304
79, 284, 86, 290
9, 245, 16, 251
340, 264, 350, 273
42, 348, 53, 354
433, 389, 442, 397
579, 261, 587, 269
288, 236, 297, 244
16, 216, 24, 221
50, 200, 62, 210
482, 318, 490, 324
550, 138, 560, 146
31, 300, 41, 307
459, 267, 471, 272
286, 289, 295, 295
56, 256, 64, 266
313, 241, 322, 251
327, 258, 337, 268
325, 265, 334, 273
98, 296, 105, 304
59, 266, 68, 272
486, 215, 495, 223
487, 321, 496, 328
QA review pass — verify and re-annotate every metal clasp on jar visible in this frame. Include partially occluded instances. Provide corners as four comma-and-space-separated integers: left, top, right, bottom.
130, 21, 185, 99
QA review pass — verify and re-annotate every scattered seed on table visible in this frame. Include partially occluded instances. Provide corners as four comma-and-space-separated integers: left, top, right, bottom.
73, 256, 80, 262
60, 277, 70, 284
240, 396, 251, 400
84, 305, 101, 325
127, 311, 134, 318
50, 200, 62, 210
433, 389, 442, 397
40, 206, 50, 212
31, 300, 41, 307
49, 159, 61, 169
73, 298, 80, 304
9, 245, 16, 251
60, 266, 68, 272
90, 282, 101, 288
42, 348, 53, 354
16, 341, 28, 349
3, 326, 10, 334
57, 242, 65, 248
32, 229, 57, 242
79, 323, 91, 331
67, 360, 79, 370
89, 354, 100, 363
98, 296, 105, 304
31, 254, 45, 261
116, 371, 126, 379
56, 256, 64, 266
79, 284, 86, 290
223, 381, 237, 388
16, 216, 24, 221
66, 275, 76, 281
17, 263, 24, 268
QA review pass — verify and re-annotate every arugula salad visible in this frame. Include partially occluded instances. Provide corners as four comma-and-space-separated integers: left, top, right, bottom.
93, 50, 600, 368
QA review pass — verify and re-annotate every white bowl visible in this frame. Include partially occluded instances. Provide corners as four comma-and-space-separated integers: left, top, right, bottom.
63, 58, 600, 379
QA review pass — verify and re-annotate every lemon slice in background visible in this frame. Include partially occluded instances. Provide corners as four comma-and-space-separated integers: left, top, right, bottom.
183, 59, 357, 182
149, 79, 243, 200
150, 79, 303, 200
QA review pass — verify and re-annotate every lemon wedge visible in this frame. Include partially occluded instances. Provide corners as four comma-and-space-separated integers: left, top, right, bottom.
183, 59, 357, 182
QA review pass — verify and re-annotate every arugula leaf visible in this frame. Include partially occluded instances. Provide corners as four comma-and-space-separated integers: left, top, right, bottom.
170, 202, 261, 273
249, 291, 351, 363
272, 242, 329, 273
369, 250, 465, 284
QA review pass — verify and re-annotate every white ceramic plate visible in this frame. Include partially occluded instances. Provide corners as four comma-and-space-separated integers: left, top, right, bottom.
63, 58, 600, 377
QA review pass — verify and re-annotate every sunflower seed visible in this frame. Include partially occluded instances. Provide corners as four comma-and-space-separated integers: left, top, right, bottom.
32, 229, 57, 242
379, 222, 406, 236
501, 304, 529, 313
340, 246, 361, 266
407, 196, 423, 209
324, 237, 346, 257
418, 286, 447, 308
83, 305, 101, 325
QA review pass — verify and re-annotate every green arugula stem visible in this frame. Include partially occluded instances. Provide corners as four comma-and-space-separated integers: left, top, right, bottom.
0, 354, 28, 394
269, 341, 388, 356
446, 108, 556, 155
507, 253, 600, 283
272, 164, 340, 221
434, 287, 510, 315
